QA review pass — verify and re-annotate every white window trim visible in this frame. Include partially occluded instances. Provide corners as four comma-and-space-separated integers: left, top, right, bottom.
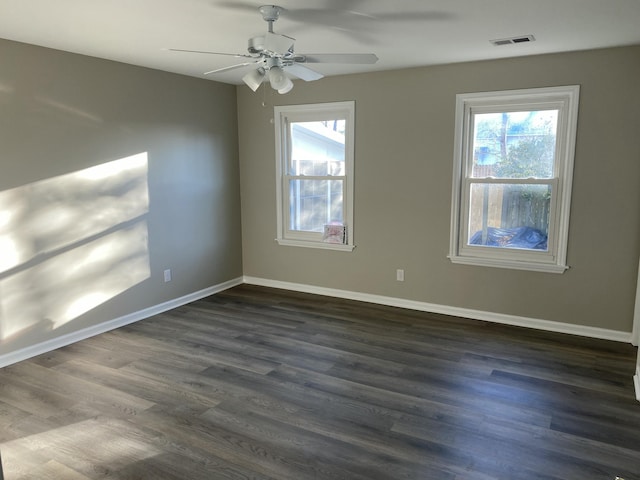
274, 101, 355, 251
449, 85, 580, 273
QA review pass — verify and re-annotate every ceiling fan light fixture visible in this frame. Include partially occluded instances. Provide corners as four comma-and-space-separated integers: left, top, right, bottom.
277, 80, 294, 94
268, 66, 293, 94
242, 67, 266, 91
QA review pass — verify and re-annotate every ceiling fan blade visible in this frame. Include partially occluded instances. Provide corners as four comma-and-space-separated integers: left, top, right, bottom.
368, 11, 455, 22
284, 63, 324, 82
167, 48, 254, 59
263, 32, 295, 55
204, 61, 259, 75
299, 53, 378, 64
214, 1, 261, 13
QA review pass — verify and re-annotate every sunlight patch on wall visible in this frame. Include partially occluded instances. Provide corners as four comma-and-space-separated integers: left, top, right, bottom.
0, 221, 150, 338
0, 153, 150, 345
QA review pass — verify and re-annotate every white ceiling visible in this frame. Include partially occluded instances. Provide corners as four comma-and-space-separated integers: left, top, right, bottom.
1, 0, 639, 85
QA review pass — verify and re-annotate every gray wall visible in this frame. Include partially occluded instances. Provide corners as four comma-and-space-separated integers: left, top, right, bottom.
238, 46, 640, 333
0, 39, 242, 355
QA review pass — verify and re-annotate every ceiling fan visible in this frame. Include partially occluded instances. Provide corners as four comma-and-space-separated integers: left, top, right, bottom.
169, 5, 378, 94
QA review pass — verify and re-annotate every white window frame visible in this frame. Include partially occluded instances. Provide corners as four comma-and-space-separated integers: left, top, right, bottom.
274, 101, 355, 251
449, 85, 580, 273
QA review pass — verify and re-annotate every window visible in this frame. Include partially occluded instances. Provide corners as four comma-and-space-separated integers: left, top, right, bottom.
274, 101, 355, 250
449, 86, 580, 273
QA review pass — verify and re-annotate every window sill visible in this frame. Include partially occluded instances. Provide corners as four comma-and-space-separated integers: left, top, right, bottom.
276, 238, 355, 252
448, 254, 568, 273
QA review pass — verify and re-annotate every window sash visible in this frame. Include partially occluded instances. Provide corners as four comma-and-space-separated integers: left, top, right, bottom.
274, 101, 355, 250
459, 178, 559, 263
467, 108, 560, 180
449, 86, 579, 273
284, 175, 346, 237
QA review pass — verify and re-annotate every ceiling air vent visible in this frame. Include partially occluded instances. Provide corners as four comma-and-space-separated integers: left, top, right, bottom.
490, 35, 536, 46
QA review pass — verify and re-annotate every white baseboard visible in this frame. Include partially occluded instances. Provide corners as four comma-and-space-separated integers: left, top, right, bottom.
0, 277, 243, 368
634, 368, 640, 402
1, 274, 633, 375
243, 276, 633, 344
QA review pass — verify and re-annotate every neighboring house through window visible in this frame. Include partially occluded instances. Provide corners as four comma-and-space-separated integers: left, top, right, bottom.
449, 86, 580, 273
274, 101, 355, 250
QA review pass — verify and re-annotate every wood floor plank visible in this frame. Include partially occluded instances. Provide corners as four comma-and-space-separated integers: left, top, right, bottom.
2, 361, 156, 416
0, 284, 638, 479
202, 401, 457, 480
51, 359, 222, 411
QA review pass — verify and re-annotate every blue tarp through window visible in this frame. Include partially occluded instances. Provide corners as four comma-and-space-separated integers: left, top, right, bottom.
469, 226, 547, 250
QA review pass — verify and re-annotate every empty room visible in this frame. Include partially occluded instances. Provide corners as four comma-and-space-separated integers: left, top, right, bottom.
0, 1, 639, 479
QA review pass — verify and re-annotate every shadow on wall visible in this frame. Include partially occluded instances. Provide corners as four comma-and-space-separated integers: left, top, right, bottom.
0, 153, 151, 351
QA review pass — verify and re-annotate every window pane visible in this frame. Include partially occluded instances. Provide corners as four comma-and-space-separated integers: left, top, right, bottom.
289, 179, 343, 232
472, 110, 558, 179
468, 183, 550, 250
290, 121, 345, 176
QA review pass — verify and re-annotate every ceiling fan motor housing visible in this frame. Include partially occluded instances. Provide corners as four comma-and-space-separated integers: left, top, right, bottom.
248, 36, 265, 55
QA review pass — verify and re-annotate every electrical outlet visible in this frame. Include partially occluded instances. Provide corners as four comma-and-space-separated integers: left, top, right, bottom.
396, 269, 405, 282
163, 269, 172, 282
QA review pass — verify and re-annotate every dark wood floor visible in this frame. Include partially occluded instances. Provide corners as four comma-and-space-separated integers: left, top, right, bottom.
1, 284, 639, 479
